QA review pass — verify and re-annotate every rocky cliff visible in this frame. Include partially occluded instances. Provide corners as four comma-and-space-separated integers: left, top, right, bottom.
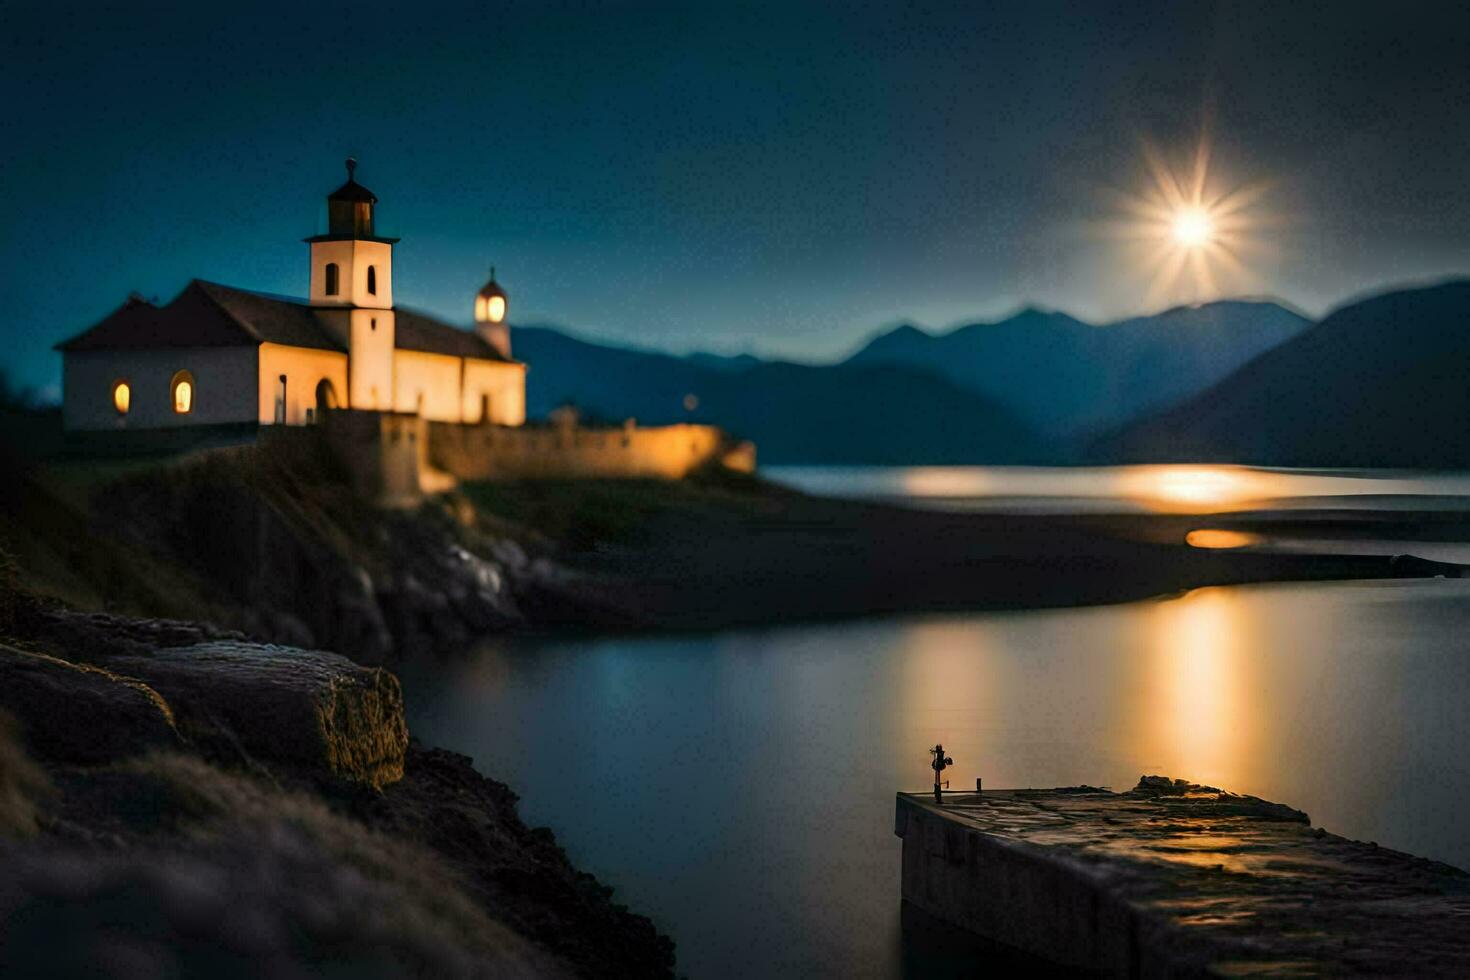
0, 581, 674, 977
1, 423, 636, 663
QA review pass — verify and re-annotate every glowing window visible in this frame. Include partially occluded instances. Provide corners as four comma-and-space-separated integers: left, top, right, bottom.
366, 265, 377, 295
324, 263, 340, 295
486, 295, 506, 323
171, 370, 194, 414
112, 381, 131, 415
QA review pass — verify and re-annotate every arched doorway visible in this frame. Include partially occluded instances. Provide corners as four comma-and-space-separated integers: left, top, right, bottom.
315, 378, 339, 419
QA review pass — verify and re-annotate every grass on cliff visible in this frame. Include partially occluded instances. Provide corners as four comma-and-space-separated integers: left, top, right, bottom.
459, 465, 793, 553
0, 711, 51, 840
5, 750, 559, 978
0, 413, 387, 629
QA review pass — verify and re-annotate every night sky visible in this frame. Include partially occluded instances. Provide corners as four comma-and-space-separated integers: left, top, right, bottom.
4, 1, 1467, 395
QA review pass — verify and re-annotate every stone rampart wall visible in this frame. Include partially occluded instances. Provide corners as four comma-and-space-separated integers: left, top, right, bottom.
429, 419, 753, 481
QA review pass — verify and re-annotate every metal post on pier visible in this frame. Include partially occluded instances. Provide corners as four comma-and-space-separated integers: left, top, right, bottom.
930, 744, 953, 804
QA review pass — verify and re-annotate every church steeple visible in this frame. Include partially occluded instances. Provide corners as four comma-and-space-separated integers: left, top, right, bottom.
327, 158, 378, 237
305, 158, 398, 410
306, 158, 397, 308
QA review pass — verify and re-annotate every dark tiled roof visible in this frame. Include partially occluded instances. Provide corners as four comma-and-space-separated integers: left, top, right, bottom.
328, 177, 377, 204
57, 283, 260, 351
58, 280, 515, 364
195, 282, 344, 351
58, 281, 340, 353
395, 307, 514, 362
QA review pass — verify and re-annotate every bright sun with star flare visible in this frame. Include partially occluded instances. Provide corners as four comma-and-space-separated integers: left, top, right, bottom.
1171, 209, 1215, 248
1095, 132, 1274, 307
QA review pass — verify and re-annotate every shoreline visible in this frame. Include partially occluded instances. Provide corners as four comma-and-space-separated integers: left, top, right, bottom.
6, 419, 1467, 648
540, 483, 1466, 632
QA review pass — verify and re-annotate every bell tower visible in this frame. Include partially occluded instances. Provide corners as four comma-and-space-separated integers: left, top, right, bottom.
306, 159, 398, 410
474, 266, 511, 359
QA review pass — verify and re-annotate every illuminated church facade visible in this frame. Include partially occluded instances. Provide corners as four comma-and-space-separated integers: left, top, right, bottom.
58, 161, 526, 433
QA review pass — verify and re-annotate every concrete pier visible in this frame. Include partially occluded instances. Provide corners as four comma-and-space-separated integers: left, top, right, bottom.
895, 776, 1470, 976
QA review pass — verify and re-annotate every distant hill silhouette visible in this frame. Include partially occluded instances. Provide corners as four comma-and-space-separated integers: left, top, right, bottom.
846, 301, 1310, 438
684, 351, 764, 373
513, 327, 1047, 464
1096, 280, 1470, 466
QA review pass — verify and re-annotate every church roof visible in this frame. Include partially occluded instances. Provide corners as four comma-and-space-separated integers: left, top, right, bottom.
194, 281, 343, 351
394, 308, 508, 360
56, 280, 515, 363
328, 158, 377, 204
327, 176, 378, 204
56, 281, 339, 353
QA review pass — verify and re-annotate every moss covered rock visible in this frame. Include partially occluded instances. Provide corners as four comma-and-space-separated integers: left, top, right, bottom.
104, 642, 409, 789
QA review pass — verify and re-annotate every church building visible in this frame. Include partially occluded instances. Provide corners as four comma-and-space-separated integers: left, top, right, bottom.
57, 160, 526, 432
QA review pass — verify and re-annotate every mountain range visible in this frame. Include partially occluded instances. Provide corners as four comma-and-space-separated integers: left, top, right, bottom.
846, 302, 1310, 438
514, 279, 1470, 466
514, 327, 1045, 464
1096, 279, 1470, 466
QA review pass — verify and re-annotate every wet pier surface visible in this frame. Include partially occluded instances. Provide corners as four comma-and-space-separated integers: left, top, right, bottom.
895, 777, 1470, 976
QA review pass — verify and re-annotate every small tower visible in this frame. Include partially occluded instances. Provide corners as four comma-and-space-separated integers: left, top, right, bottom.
475, 266, 511, 359
306, 159, 398, 410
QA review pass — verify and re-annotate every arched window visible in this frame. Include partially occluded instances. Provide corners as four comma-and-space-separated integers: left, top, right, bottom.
324, 263, 340, 296
112, 380, 131, 416
170, 370, 194, 414
366, 265, 377, 295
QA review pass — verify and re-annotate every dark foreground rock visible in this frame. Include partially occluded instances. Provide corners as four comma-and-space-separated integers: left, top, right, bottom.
0, 597, 675, 977
103, 642, 409, 790
0, 644, 181, 765
3, 752, 568, 979
357, 744, 676, 977
896, 777, 1470, 976
5, 608, 408, 789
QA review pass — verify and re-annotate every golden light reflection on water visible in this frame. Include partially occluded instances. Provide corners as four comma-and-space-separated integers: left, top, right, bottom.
1141, 588, 1252, 790
1185, 528, 1264, 550
895, 620, 1002, 789
886, 585, 1276, 798
885, 464, 1306, 513
1121, 465, 1266, 513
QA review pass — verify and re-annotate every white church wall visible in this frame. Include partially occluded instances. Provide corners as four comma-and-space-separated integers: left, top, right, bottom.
393, 349, 463, 421
257, 343, 348, 425
352, 241, 393, 308
461, 360, 527, 425
63, 347, 258, 431
348, 309, 395, 410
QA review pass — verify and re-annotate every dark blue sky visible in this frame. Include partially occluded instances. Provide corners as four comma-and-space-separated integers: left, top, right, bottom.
4, 1, 1467, 394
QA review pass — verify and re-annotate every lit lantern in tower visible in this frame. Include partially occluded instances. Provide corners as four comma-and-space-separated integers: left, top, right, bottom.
476, 266, 507, 325
474, 266, 512, 359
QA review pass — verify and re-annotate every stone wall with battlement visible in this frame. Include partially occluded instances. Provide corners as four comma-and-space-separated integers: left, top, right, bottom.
428, 417, 754, 481
318, 409, 754, 507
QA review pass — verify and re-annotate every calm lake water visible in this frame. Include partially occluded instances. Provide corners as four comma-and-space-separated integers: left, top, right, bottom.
764, 463, 1470, 514
404, 466, 1470, 979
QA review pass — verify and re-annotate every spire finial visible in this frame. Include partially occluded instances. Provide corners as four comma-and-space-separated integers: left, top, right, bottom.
490, 264, 496, 281
345, 157, 357, 181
